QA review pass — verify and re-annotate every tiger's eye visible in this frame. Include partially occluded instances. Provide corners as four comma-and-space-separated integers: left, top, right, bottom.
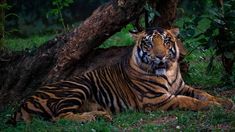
165, 41, 171, 47
141, 40, 151, 51
164, 37, 173, 48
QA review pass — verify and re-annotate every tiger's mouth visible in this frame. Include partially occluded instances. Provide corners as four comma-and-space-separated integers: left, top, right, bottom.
152, 61, 167, 75
154, 61, 166, 69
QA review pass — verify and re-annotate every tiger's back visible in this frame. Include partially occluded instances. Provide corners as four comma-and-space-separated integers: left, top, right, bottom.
12, 57, 178, 123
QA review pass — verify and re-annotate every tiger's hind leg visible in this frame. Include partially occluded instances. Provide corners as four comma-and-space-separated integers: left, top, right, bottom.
177, 85, 234, 110
53, 111, 112, 122
53, 100, 112, 122
159, 95, 221, 111
7, 107, 32, 125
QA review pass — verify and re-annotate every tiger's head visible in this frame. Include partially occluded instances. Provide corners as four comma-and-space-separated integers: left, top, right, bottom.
131, 27, 180, 76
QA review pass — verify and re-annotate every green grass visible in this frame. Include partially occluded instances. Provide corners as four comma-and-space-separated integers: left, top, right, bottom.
3, 35, 55, 51
1, 107, 235, 131
1, 25, 235, 131
2, 24, 133, 51
99, 24, 135, 48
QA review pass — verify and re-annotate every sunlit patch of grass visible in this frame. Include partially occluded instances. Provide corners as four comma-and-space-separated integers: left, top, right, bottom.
3, 24, 134, 52
99, 24, 134, 48
3, 35, 55, 51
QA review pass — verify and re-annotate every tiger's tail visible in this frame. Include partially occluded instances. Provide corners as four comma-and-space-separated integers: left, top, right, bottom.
6, 107, 32, 125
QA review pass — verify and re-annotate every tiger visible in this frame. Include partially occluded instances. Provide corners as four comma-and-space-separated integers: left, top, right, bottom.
9, 27, 234, 124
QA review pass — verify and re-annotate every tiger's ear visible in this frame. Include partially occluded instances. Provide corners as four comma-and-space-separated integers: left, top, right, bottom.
168, 28, 187, 55
129, 30, 145, 41
168, 28, 179, 37
176, 39, 187, 56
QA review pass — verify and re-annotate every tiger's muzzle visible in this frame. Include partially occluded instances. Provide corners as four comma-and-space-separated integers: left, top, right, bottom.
151, 57, 168, 75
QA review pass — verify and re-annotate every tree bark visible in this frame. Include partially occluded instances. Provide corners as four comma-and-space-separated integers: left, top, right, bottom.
47, 0, 146, 82
0, 0, 179, 111
147, 0, 178, 29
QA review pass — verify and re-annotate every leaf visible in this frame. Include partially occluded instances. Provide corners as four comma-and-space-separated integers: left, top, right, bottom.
47, 9, 59, 18
52, 1, 58, 6
148, 12, 155, 23
208, 8, 223, 18
153, 10, 161, 17
207, 37, 216, 49
224, 52, 235, 59
64, 3, 69, 7
212, 29, 219, 37
197, 37, 207, 44
224, 3, 232, 12
206, 55, 215, 74
214, 19, 225, 25
66, 0, 74, 4
51, 9, 59, 15
225, 10, 235, 18
186, 28, 195, 37
226, 22, 235, 29
196, 18, 211, 34
0, 3, 12, 10
144, 3, 161, 23
5, 13, 19, 19
225, 17, 235, 23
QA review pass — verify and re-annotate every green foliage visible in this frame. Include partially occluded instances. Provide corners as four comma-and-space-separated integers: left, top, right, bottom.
4, 0, 109, 37
175, 0, 235, 87
183, 48, 224, 87
0, 2, 11, 10
144, 3, 160, 25
176, 0, 235, 55
47, 0, 74, 31
0, 1, 18, 49
203, 0, 235, 58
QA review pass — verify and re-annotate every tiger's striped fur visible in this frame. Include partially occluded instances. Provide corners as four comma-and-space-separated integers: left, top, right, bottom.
10, 28, 234, 124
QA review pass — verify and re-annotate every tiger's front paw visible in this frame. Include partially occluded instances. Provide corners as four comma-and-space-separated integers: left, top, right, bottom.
215, 98, 234, 110
81, 111, 112, 122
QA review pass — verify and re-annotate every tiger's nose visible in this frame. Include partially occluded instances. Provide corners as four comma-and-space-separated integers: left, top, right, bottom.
156, 55, 165, 60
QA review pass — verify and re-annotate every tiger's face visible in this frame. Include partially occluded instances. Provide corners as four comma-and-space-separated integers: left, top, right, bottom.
131, 28, 180, 76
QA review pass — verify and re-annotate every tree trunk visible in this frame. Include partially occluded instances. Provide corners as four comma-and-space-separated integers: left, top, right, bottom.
216, 0, 234, 77
0, 0, 179, 111
147, 0, 178, 29
0, 0, 5, 50
47, 0, 148, 82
